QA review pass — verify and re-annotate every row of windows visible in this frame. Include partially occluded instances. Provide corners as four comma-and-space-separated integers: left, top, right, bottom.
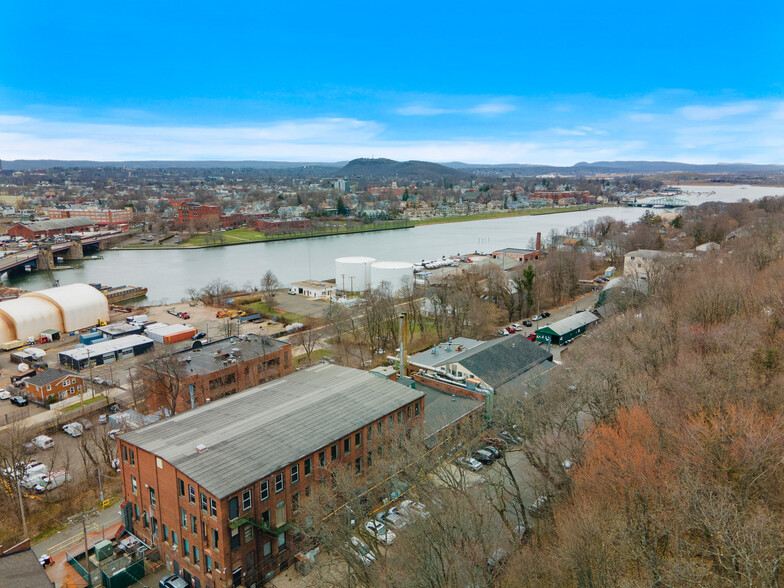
229, 405, 419, 520
122, 445, 136, 465
163, 523, 219, 575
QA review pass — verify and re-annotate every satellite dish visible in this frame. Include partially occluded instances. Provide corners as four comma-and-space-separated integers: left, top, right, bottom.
18, 363, 29, 372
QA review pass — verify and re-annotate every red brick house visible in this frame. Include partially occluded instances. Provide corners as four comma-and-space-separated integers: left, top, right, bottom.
24, 369, 85, 403
118, 365, 424, 587
255, 218, 310, 232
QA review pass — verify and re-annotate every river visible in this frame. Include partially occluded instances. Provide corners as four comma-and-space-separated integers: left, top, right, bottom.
6, 184, 782, 303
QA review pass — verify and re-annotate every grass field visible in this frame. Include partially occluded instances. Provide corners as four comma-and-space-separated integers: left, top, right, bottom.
240, 299, 311, 324
182, 222, 413, 247
411, 205, 603, 226
293, 349, 332, 366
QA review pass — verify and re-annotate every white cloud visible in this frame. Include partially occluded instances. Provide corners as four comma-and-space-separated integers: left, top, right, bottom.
679, 101, 758, 121
397, 102, 515, 116
396, 105, 453, 116
467, 103, 515, 115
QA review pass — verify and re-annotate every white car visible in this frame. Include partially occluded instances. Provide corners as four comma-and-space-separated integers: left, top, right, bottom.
399, 500, 430, 519
0, 389, 11, 400
349, 537, 376, 566
363, 520, 396, 545
376, 506, 407, 529
456, 457, 483, 472
62, 422, 84, 437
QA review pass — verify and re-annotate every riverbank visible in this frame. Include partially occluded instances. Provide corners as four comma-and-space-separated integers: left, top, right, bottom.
411, 204, 605, 226
115, 221, 414, 250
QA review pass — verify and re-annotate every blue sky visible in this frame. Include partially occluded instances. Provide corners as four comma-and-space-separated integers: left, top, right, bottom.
1, 0, 783, 164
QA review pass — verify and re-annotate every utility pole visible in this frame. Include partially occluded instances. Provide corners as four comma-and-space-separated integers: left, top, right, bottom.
15, 477, 27, 537
128, 368, 138, 411
82, 515, 92, 587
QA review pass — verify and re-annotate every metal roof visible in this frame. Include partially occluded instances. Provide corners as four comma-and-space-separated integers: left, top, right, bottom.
456, 335, 554, 388
536, 311, 599, 336
60, 334, 153, 360
120, 363, 425, 499
407, 337, 484, 369
20, 217, 94, 230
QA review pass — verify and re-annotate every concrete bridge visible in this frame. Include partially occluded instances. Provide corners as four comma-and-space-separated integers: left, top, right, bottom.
0, 232, 127, 276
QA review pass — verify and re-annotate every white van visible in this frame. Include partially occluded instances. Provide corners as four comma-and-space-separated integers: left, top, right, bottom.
32, 435, 54, 450
34, 470, 72, 492
20, 463, 50, 489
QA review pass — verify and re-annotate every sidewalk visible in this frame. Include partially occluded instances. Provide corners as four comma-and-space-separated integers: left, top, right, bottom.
32, 503, 123, 558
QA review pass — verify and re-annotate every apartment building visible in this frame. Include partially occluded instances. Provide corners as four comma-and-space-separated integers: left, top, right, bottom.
118, 364, 424, 587
45, 207, 133, 226
141, 334, 292, 414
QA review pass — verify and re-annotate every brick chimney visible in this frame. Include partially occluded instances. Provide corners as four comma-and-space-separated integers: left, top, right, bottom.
536, 232, 541, 252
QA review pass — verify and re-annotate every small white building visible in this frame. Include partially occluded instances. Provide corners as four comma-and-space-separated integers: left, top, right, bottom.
289, 280, 336, 299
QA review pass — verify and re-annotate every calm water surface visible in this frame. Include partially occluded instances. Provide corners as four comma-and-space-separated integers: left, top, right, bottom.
7, 184, 780, 303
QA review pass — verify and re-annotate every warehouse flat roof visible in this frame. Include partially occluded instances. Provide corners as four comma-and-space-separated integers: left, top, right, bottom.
19, 217, 94, 230
60, 334, 153, 360
121, 363, 424, 498
158, 333, 289, 376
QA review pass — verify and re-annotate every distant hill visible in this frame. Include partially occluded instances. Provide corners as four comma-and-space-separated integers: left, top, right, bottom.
0, 159, 345, 171
338, 158, 469, 180
2, 158, 782, 177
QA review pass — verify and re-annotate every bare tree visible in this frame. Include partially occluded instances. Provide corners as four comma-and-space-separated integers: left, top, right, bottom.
260, 270, 281, 305
143, 348, 189, 416
291, 320, 323, 366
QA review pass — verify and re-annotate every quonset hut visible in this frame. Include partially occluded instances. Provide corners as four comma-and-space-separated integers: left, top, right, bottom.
0, 283, 110, 343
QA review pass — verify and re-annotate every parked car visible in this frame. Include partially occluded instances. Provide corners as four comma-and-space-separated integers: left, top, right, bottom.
482, 437, 507, 451
192, 332, 207, 340
10, 396, 28, 406
97, 414, 108, 424
542, 312, 551, 318
0, 389, 10, 400
506, 326, 517, 333
349, 536, 376, 566
456, 456, 483, 472
526, 333, 537, 341
93, 377, 105, 386
528, 495, 550, 517
497, 329, 510, 336
511, 323, 523, 330
487, 548, 510, 571
363, 520, 396, 545
62, 422, 84, 437
107, 429, 122, 439
522, 320, 533, 327
160, 574, 190, 588
376, 506, 407, 529
399, 500, 430, 519
34, 470, 72, 492
473, 449, 495, 465
32, 435, 54, 450
483, 445, 502, 460
499, 430, 523, 444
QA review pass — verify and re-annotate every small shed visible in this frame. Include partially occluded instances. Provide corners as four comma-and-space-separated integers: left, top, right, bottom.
535, 311, 600, 345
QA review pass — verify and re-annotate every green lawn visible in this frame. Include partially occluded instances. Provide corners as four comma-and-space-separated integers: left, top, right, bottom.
412, 205, 603, 226
61, 395, 106, 412
240, 299, 311, 324
293, 348, 332, 366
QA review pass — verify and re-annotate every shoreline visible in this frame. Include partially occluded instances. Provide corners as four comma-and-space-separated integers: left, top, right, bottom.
114, 205, 607, 251
114, 223, 414, 251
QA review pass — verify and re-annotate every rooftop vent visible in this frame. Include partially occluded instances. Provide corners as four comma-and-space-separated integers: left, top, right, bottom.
195, 444, 208, 454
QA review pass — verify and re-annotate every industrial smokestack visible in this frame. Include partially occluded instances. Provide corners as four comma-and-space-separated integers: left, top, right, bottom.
536, 232, 541, 252
399, 313, 408, 378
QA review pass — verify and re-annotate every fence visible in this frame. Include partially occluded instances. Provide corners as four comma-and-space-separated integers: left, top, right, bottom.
1, 405, 31, 426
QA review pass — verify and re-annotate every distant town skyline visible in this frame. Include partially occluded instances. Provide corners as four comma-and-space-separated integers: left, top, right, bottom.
1, 0, 782, 164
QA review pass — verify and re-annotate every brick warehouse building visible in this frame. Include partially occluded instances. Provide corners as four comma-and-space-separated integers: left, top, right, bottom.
142, 334, 292, 414
118, 364, 424, 587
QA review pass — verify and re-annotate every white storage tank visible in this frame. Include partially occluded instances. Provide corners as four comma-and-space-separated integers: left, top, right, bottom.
335, 256, 376, 292
371, 261, 415, 291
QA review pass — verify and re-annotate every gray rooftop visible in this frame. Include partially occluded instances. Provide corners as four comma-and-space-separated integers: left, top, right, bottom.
536, 311, 599, 336
409, 334, 553, 389
407, 337, 484, 369
26, 368, 77, 388
0, 547, 54, 588
20, 216, 94, 230
120, 363, 424, 499
419, 382, 483, 438
494, 247, 534, 254
163, 333, 289, 377
457, 335, 554, 389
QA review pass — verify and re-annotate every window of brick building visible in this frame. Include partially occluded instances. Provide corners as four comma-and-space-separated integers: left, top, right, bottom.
355, 431, 362, 448
331, 444, 337, 461
210, 498, 217, 518
343, 437, 350, 454
291, 464, 299, 485
319, 451, 326, 467
275, 472, 284, 493
242, 489, 252, 511
304, 458, 312, 476
188, 485, 196, 504
260, 480, 269, 501
201, 493, 208, 512
212, 528, 219, 549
